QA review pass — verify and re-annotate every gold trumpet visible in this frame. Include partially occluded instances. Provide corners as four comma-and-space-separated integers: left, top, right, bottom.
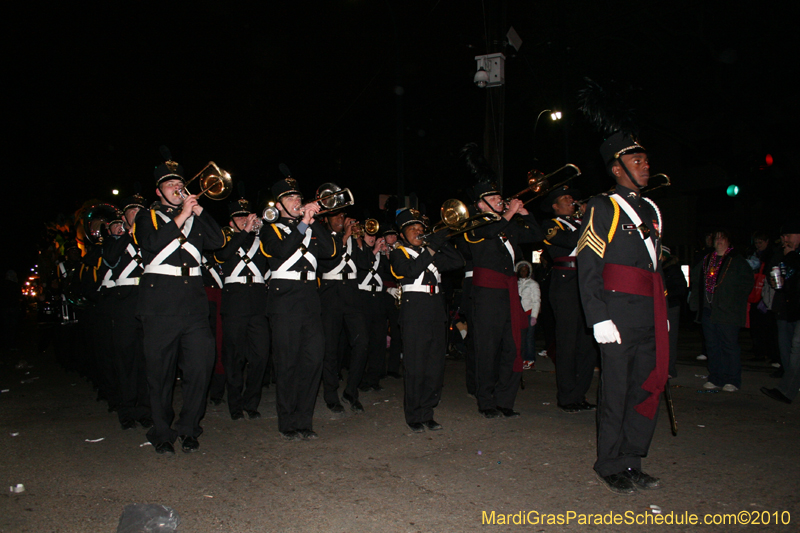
352, 219, 379, 238
508, 164, 582, 207
175, 162, 233, 201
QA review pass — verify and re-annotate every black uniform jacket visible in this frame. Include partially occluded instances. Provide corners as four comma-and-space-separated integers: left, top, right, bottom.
103, 233, 144, 300
318, 234, 373, 307
577, 184, 664, 329
133, 205, 225, 316
466, 214, 543, 276
214, 230, 269, 316
260, 216, 336, 315
542, 216, 581, 259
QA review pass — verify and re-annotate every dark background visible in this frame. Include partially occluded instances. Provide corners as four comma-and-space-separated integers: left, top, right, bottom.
6, 0, 799, 273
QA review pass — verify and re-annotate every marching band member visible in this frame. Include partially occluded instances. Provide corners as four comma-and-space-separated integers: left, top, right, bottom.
104, 194, 152, 430
214, 198, 270, 421
260, 178, 336, 440
134, 148, 225, 454
356, 224, 389, 392
390, 208, 464, 432
318, 208, 371, 414
540, 186, 598, 413
381, 225, 403, 379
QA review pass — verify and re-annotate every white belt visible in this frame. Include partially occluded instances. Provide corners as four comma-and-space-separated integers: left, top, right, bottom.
402, 285, 439, 294
464, 270, 473, 278
144, 265, 201, 277
224, 274, 266, 285
101, 280, 116, 288
359, 285, 381, 293
270, 271, 316, 281
321, 272, 357, 280
114, 278, 140, 286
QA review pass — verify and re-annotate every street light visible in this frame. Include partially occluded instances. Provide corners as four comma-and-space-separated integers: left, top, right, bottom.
532, 109, 562, 161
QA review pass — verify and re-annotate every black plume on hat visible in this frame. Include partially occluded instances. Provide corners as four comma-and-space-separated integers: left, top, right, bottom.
461, 143, 500, 201
579, 79, 645, 166
154, 145, 185, 185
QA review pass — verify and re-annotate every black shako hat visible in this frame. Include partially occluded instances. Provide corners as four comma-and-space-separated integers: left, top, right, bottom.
395, 208, 424, 230
271, 178, 301, 201
599, 131, 646, 167
121, 193, 147, 213
381, 223, 399, 237
471, 181, 501, 202
229, 198, 252, 218
154, 146, 185, 186
541, 185, 582, 213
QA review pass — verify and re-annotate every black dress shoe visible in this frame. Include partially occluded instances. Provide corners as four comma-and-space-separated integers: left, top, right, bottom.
326, 402, 345, 414
299, 429, 318, 440
120, 419, 137, 430
580, 401, 597, 411
559, 403, 585, 413
280, 430, 301, 441
154, 442, 175, 455
179, 435, 200, 453
231, 411, 244, 421
245, 410, 261, 420
761, 387, 792, 404
596, 472, 636, 494
621, 468, 661, 489
386, 371, 402, 379
407, 422, 425, 433
423, 420, 443, 431
138, 417, 154, 429
209, 397, 224, 406
479, 408, 503, 419
342, 393, 365, 413
497, 407, 520, 418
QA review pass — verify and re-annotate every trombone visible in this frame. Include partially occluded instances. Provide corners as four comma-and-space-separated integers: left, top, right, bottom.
507, 164, 581, 207
302, 182, 355, 216
642, 173, 671, 195
175, 162, 233, 201
422, 199, 501, 241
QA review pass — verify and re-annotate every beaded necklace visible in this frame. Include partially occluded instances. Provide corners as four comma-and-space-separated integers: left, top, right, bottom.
704, 247, 733, 303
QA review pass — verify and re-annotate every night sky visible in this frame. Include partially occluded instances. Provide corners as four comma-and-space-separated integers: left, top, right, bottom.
7, 1, 799, 273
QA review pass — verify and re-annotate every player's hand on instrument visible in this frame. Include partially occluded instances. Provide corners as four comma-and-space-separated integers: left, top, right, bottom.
373, 237, 386, 255
503, 198, 523, 220
302, 202, 320, 224
593, 319, 621, 344
182, 195, 199, 217
244, 213, 259, 233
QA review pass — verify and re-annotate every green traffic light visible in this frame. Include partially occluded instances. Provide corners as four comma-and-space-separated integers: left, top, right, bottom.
726, 185, 739, 197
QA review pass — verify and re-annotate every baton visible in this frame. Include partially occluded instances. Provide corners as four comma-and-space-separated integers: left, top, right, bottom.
664, 379, 677, 436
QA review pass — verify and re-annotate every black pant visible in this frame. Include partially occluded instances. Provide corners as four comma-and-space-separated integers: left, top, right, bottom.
471, 286, 521, 411
269, 312, 324, 433
141, 314, 215, 445
111, 290, 150, 423
550, 273, 597, 406
595, 325, 660, 477
320, 291, 368, 404
384, 293, 403, 374
360, 291, 386, 388
400, 294, 447, 424
221, 313, 269, 414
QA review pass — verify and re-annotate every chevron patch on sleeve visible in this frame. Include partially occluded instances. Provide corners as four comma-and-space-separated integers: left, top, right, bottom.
577, 207, 606, 258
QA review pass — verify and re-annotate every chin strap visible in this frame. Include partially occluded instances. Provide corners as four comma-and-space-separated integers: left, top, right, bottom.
617, 158, 646, 189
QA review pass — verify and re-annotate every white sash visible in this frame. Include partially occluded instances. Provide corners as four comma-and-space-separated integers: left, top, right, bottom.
225, 235, 265, 284
400, 247, 440, 293
555, 217, 580, 256
610, 194, 659, 270
271, 224, 317, 281
144, 211, 202, 276
322, 235, 356, 280
358, 252, 383, 291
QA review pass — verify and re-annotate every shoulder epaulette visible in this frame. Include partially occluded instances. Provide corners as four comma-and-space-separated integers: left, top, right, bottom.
270, 223, 283, 240
607, 196, 620, 243
260, 241, 271, 258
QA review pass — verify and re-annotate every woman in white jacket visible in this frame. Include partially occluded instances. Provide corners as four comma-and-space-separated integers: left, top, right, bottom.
516, 261, 541, 369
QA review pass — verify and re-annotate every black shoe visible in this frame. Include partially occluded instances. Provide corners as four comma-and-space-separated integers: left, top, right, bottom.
120, 419, 137, 430
209, 397, 224, 406
387, 371, 402, 379
497, 407, 520, 418
358, 384, 371, 393
479, 408, 503, 419
559, 403, 584, 413
342, 392, 365, 413
596, 472, 636, 494
761, 387, 792, 404
581, 401, 597, 410
407, 422, 425, 433
138, 417, 153, 429
245, 410, 261, 420
179, 435, 200, 453
299, 429, 318, 440
231, 411, 244, 421
326, 402, 345, 414
423, 420, 443, 431
620, 468, 661, 489
154, 442, 175, 455
280, 430, 301, 441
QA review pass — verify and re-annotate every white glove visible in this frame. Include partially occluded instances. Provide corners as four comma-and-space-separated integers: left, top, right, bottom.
667, 320, 670, 332
386, 287, 399, 298
593, 319, 622, 344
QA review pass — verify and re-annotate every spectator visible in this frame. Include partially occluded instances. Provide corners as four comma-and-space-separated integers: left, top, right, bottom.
516, 261, 541, 370
690, 230, 753, 391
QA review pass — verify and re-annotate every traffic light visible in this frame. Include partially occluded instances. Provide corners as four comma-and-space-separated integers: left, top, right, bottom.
726, 185, 740, 197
